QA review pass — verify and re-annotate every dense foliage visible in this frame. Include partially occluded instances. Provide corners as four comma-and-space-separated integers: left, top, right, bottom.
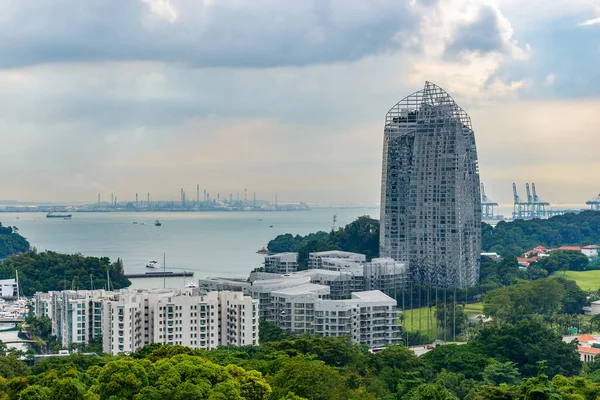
0, 224, 29, 258
482, 211, 600, 257
268, 216, 379, 268
0, 251, 130, 295
483, 277, 587, 323
0, 332, 591, 400
269, 211, 600, 270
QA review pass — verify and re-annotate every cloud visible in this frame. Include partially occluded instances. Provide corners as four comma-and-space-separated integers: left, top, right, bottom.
578, 17, 600, 27
0, 0, 418, 69
445, 6, 506, 57
0, 0, 599, 206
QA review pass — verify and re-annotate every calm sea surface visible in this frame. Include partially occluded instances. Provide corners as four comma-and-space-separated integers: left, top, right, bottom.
0, 208, 378, 283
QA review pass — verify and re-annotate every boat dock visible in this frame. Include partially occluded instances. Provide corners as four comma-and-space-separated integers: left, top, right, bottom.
125, 272, 194, 279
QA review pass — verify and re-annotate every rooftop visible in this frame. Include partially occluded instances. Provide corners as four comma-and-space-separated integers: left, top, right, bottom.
352, 290, 396, 302
578, 346, 600, 354
271, 283, 330, 296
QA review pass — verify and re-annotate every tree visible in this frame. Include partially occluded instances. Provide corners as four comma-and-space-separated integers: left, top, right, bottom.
466, 384, 520, 400
421, 344, 489, 380
483, 360, 521, 386
0, 251, 130, 295
471, 320, 581, 378
0, 355, 29, 379
535, 251, 590, 274
17, 385, 51, 400
259, 320, 287, 343
0, 223, 30, 258
97, 359, 149, 399
483, 279, 566, 323
269, 358, 353, 400
554, 277, 587, 314
50, 378, 96, 400
403, 381, 459, 400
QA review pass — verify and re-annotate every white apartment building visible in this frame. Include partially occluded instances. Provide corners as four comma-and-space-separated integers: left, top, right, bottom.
35, 288, 258, 355
198, 277, 251, 294
314, 291, 401, 347
0, 279, 17, 298
263, 284, 400, 347
363, 258, 407, 295
34, 290, 110, 349
264, 253, 298, 274
268, 283, 330, 332
320, 258, 364, 271
150, 290, 258, 350
308, 251, 366, 269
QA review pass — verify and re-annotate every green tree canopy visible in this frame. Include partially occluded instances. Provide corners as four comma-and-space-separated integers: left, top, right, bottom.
0, 251, 130, 295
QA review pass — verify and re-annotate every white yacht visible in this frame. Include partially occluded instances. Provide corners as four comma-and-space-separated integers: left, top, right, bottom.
145, 260, 161, 269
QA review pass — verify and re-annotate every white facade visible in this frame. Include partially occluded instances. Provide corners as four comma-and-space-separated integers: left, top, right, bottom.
314, 291, 401, 347
36, 288, 258, 355
263, 284, 400, 347
320, 258, 363, 271
363, 258, 407, 295
308, 251, 366, 269
583, 246, 599, 259
198, 277, 251, 294
0, 279, 17, 298
264, 253, 298, 274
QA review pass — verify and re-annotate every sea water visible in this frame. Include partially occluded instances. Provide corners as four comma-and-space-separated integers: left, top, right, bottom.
0, 208, 378, 281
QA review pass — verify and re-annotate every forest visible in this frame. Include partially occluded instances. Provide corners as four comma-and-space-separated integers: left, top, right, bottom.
0, 324, 596, 400
0, 251, 130, 295
0, 224, 29, 259
267, 215, 379, 269
268, 211, 600, 265
482, 211, 600, 257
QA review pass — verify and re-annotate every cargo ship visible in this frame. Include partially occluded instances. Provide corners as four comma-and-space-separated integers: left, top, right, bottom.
46, 212, 72, 219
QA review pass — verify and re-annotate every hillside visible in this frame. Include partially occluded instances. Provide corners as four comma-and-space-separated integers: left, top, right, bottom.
0, 223, 30, 258
482, 211, 600, 257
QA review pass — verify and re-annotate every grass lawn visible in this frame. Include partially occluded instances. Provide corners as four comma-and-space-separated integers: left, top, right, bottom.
401, 302, 483, 338
552, 270, 600, 291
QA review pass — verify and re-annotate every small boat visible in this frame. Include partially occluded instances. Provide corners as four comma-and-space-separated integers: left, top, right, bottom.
155, 219, 162, 226
269, 225, 274, 228
146, 260, 161, 269
133, 222, 138, 224
256, 247, 270, 254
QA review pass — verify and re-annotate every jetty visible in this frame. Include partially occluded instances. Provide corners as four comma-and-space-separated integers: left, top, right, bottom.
125, 272, 194, 279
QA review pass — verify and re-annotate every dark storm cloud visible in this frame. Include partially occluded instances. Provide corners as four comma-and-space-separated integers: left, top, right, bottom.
445, 6, 505, 58
0, 0, 418, 69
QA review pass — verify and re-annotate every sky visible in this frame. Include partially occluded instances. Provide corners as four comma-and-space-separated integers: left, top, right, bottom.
0, 0, 599, 207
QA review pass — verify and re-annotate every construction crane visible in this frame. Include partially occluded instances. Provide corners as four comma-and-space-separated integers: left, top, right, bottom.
587, 194, 600, 211
481, 183, 499, 219
531, 183, 550, 218
525, 183, 534, 217
513, 182, 563, 219
512, 183, 528, 219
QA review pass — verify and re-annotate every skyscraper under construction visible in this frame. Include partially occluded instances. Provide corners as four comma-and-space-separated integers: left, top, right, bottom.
380, 82, 481, 288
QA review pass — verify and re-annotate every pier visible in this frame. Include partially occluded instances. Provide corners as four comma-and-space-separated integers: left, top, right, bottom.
0, 318, 24, 324
125, 272, 194, 279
